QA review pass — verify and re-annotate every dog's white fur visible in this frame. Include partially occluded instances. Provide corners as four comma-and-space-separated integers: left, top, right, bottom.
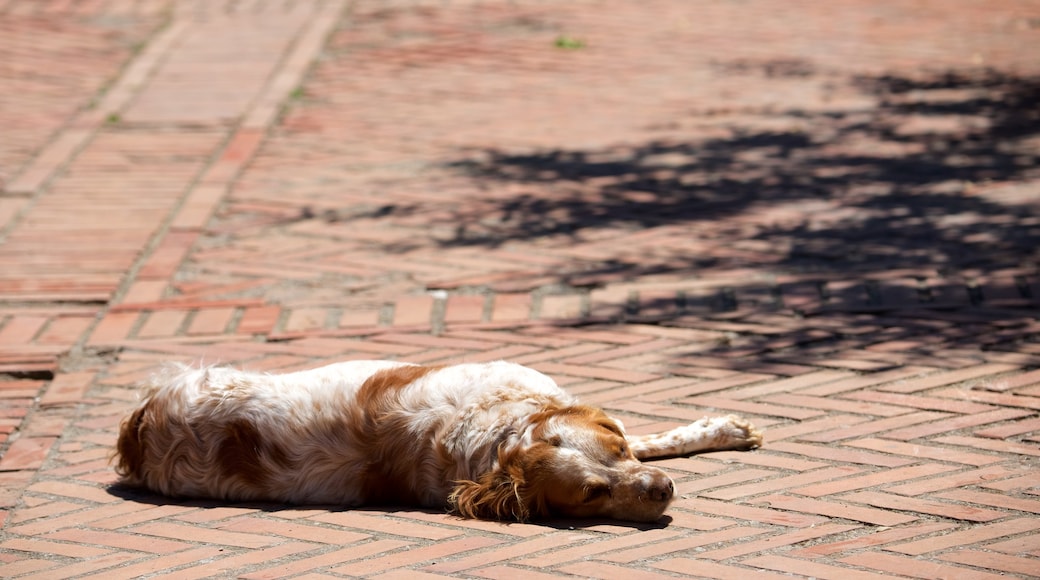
115, 360, 762, 522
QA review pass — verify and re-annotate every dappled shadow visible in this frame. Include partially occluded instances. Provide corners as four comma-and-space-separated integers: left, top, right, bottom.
439, 69, 1039, 278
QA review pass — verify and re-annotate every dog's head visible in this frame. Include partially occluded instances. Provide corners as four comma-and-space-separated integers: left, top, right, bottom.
449, 406, 674, 522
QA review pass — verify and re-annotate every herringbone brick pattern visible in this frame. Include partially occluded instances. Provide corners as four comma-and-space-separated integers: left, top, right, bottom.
2, 0, 1039, 578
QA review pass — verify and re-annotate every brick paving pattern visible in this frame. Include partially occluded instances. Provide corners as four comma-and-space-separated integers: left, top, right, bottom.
2, 0, 1039, 578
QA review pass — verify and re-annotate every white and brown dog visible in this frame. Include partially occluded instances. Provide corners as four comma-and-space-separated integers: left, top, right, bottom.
115, 360, 762, 522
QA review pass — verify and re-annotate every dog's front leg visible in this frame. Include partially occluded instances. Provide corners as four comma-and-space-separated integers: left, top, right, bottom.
628, 415, 762, 460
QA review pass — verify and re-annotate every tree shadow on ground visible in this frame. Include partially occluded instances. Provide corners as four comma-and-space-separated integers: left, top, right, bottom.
440, 69, 1039, 279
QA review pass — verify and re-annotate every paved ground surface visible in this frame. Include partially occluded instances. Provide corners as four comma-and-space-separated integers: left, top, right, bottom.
2, 0, 1039, 578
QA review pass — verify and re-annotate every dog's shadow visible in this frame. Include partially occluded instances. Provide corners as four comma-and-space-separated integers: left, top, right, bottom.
106, 483, 671, 530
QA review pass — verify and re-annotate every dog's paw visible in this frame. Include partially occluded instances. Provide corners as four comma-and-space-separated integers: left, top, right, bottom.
720, 415, 763, 450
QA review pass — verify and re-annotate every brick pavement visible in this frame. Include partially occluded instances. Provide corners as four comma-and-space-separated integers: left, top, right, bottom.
2, 0, 1040, 578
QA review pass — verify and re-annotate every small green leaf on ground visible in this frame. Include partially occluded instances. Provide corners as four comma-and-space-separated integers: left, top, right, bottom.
554, 35, 585, 50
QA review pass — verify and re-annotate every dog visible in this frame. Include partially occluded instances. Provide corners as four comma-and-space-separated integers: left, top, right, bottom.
115, 360, 762, 522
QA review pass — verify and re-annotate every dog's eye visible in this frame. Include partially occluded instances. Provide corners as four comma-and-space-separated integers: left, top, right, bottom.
547, 435, 562, 447
618, 443, 628, 457
583, 485, 611, 503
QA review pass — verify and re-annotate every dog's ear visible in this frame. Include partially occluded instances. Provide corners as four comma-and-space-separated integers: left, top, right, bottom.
449, 466, 529, 521
449, 444, 551, 521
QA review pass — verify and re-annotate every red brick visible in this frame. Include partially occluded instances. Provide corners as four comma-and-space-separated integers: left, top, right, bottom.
443, 294, 486, 323
135, 310, 188, 339
43, 529, 192, 554
887, 517, 1040, 555
839, 491, 1007, 522
674, 498, 826, 528
515, 528, 680, 567
155, 542, 323, 580
653, 557, 794, 579
878, 363, 1020, 393
283, 307, 329, 333
985, 532, 1040, 555
686, 394, 825, 420
15, 552, 140, 580
0, 437, 56, 471
0, 558, 58, 577
885, 464, 1018, 496
799, 411, 952, 442
389, 509, 549, 538
8, 500, 82, 525
883, 407, 1034, 440
754, 494, 917, 526
237, 305, 281, 335
796, 365, 940, 396
538, 293, 585, 319
217, 516, 369, 545
940, 549, 1040, 577
39, 372, 95, 408
558, 561, 686, 580
131, 521, 280, 549
489, 293, 532, 322
470, 566, 581, 580
424, 532, 585, 573
120, 281, 168, 306
238, 544, 409, 580
204, 129, 265, 179
845, 390, 997, 414
26, 480, 121, 504
844, 437, 1004, 466
331, 536, 501, 576
170, 185, 226, 230
975, 415, 1040, 439
700, 523, 862, 561
186, 307, 235, 335
744, 554, 885, 580
934, 488, 1040, 516
933, 435, 1040, 457
75, 547, 226, 580
0, 316, 48, 344
839, 552, 1007, 580
137, 231, 198, 279
603, 527, 769, 564
759, 414, 870, 443
676, 468, 774, 497
339, 307, 382, 328
790, 522, 959, 557
531, 362, 659, 384
0, 536, 111, 558
794, 463, 959, 497
391, 295, 434, 327
35, 315, 94, 346
307, 511, 459, 540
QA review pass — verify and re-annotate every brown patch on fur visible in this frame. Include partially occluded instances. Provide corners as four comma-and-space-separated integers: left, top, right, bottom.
355, 364, 440, 410
528, 405, 613, 441
218, 419, 290, 487
350, 364, 443, 505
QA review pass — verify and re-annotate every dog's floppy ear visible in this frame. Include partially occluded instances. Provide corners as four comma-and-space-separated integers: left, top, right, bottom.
449, 466, 529, 521
449, 445, 548, 521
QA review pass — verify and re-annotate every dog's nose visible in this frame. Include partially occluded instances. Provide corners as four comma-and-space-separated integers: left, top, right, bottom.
649, 476, 674, 503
